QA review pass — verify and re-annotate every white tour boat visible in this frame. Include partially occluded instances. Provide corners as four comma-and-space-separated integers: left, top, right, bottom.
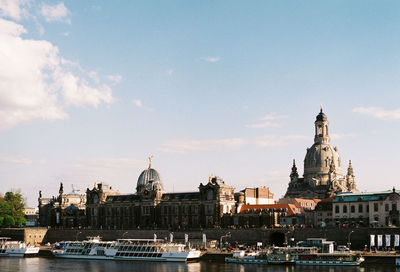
0, 237, 40, 257
225, 250, 268, 264
52, 237, 201, 262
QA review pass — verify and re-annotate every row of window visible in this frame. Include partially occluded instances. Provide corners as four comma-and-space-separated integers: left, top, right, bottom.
116, 252, 162, 258
161, 205, 200, 215
117, 245, 158, 252
334, 203, 398, 213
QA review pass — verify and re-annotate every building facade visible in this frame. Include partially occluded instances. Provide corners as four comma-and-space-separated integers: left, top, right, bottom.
240, 187, 274, 205
285, 108, 359, 199
85, 159, 236, 230
222, 203, 302, 228
332, 188, 400, 227
38, 183, 86, 228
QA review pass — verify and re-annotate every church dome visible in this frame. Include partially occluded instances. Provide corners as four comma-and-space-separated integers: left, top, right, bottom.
137, 167, 163, 193
304, 108, 343, 182
304, 143, 342, 176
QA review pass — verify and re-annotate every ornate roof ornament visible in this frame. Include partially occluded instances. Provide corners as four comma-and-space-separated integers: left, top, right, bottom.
347, 160, 354, 176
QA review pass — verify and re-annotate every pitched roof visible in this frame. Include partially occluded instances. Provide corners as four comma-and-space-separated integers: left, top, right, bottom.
333, 190, 400, 203
238, 204, 300, 216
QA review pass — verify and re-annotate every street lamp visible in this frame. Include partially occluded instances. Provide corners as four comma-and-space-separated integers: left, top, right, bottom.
122, 231, 128, 239
220, 232, 231, 249
347, 230, 354, 250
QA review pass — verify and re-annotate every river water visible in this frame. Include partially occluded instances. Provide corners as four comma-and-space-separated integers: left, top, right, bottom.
0, 258, 397, 272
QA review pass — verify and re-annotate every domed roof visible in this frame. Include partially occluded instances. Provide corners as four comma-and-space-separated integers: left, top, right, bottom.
136, 167, 164, 193
304, 142, 342, 176
316, 109, 327, 122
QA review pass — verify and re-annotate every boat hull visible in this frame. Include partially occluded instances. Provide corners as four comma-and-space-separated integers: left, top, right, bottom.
225, 257, 268, 264
296, 259, 364, 266
52, 250, 200, 262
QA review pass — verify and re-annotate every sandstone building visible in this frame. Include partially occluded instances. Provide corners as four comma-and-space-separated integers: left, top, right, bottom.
85, 158, 236, 230
38, 183, 86, 228
285, 108, 359, 199
332, 188, 400, 227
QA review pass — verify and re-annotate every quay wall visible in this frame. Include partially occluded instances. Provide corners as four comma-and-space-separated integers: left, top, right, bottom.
0, 228, 48, 246
2, 227, 399, 250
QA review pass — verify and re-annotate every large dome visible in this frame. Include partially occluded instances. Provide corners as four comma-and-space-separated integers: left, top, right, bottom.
303, 109, 343, 185
304, 143, 342, 176
136, 168, 164, 193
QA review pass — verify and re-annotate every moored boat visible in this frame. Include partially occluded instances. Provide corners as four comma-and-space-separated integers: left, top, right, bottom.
295, 252, 365, 266
225, 250, 268, 264
0, 237, 40, 257
52, 236, 201, 262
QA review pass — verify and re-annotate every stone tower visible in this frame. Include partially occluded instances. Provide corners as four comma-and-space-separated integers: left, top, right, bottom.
285, 108, 358, 199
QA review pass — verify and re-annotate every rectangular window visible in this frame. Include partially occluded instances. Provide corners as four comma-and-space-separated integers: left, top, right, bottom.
358, 204, 363, 213
392, 203, 397, 211
385, 204, 389, 211
343, 205, 347, 213
366, 205, 369, 212
335, 205, 339, 213
374, 203, 378, 212
351, 205, 355, 213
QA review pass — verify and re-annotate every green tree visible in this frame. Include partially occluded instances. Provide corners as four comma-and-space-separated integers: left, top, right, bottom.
0, 202, 12, 216
4, 191, 25, 218
0, 191, 26, 227
2, 215, 15, 227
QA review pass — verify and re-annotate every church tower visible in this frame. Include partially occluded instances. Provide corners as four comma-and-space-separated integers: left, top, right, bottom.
314, 107, 330, 144
284, 107, 358, 199
346, 160, 358, 192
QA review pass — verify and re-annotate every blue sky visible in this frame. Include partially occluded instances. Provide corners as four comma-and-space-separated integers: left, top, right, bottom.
0, 1, 400, 206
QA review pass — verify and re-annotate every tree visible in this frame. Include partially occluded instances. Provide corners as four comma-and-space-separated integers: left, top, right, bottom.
0, 202, 12, 216
0, 191, 26, 227
2, 215, 15, 227
4, 191, 25, 218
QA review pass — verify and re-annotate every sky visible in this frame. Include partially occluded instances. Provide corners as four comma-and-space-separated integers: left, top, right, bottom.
0, 1, 400, 207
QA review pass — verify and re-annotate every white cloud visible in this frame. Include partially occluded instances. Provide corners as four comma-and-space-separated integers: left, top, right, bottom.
57, 157, 143, 191
0, 154, 32, 164
0, 0, 29, 21
353, 106, 400, 121
0, 154, 48, 165
261, 112, 288, 121
330, 133, 358, 140
107, 74, 122, 85
200, 56, 220, 63
41, 2, 70, 24
255, 135, 308, 147
133, 99, 143, 107
133, 99, 153, 112
246, 112, 288, 128
0, 18, 114, 130
246, 121, 281, 128
159, 138, 246, 153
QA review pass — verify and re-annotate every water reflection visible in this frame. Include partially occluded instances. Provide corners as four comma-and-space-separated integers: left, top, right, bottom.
0, 258, 395, 272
